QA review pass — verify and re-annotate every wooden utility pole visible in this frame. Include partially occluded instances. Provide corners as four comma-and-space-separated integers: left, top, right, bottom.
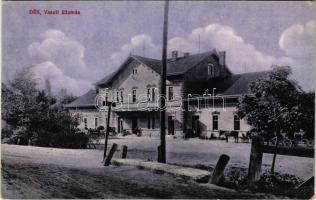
103, 101, 116, 161
158, 0, 169, 163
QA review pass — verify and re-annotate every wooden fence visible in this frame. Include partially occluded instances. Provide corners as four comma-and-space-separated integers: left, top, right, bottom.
248, 136, 314, 186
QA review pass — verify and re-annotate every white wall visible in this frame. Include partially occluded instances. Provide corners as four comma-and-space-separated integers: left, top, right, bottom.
70, 109, 108, 130
98, 59, 183, 111
188, 105, 251, 138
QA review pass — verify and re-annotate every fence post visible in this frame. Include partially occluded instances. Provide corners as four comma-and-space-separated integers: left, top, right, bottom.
103, 143, 118, 166
248, 136, 264, 187
210, 154, 230, 184
121, 145, 128, 159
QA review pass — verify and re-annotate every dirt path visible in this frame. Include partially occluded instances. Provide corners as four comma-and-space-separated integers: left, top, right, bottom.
1, 145, 279, 199
1, 160, 279, 199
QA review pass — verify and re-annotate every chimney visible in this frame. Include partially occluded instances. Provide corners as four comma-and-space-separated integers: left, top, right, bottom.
171, 50, 178, 61
183, 52, 190, 57
218, 51, 226, 67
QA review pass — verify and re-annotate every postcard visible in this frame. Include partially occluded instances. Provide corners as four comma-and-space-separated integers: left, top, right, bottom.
1, 1, 315, 199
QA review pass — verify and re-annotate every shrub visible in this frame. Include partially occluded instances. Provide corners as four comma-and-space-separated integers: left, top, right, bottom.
50, 131, 89, 149
220, 167, 305, 197
122, 130, 132, 136
255, 171, 303, 194
219, 167, 248, 189
1, 127, 13, 140
136, 127, 142, 137
2, 128, 31, 145
97, 126, 104, 131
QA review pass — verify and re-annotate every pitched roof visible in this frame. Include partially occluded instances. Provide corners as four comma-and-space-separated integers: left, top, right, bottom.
133, 50, 219, 75
132, 55, 161, 73
95, 50, 222, 86
64, 89, 96, 108
168, 50, 219, 75
94, 72, 116, 86
185, 71, 270, 97
223, 71, 270, 95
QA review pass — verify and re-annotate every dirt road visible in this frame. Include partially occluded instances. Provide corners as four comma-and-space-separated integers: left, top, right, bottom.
1, 144, 278, 199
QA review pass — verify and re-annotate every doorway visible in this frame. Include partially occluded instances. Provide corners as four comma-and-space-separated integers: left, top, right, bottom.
132, 117, 138, 134
192, 116, 200, 137
168, 116, 174, 135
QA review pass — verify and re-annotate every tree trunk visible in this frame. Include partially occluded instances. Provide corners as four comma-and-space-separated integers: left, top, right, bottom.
271, 153, 277, 173
271, 135, 279, 173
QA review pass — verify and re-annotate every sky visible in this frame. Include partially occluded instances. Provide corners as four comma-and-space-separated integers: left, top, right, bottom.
2, 1, 315, 95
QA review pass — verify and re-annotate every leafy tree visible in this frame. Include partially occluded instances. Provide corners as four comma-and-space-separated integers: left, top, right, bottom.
296, 92, 314, 139
2, 68, 85, 148
237, 66, 314, 172
2, 68, 38, 129
30, 91, 80, 147
56, 88, 77, 107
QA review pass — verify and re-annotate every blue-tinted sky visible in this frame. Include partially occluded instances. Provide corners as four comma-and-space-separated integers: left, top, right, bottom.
2, 1, 315, 95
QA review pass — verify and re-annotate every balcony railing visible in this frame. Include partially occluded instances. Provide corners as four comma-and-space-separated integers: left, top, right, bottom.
112, 100, 183, 112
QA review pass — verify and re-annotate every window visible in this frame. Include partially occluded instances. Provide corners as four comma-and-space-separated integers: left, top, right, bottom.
105, 92, 108, 102
234, 115, 240, 130
212, 115, 218, 130
84, 118, 87, 129
147, 88, 156, 102
147, 116, 151, 129
102, 101, 106, 106
132, 89, 137, 102
152, 88, 156, 102
116, 91, 119, 102
147, 88, 151, 101
95, 118, 98, 128
133, 68, 138, 74
120, 91, 123, 103
168, 87, 174, 100
152, 117, 155, 129
208, 64, 214, 76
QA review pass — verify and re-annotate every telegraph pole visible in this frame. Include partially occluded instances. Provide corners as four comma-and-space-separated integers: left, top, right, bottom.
158, 0, 169, 163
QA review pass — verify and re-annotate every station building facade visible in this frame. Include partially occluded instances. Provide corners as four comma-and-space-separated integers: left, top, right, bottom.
66, 50, 268, 138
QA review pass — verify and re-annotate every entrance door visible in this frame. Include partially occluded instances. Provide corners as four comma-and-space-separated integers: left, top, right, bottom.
117, 117, 123, 133
192, 116, 200, 137
132, 117, 138, 134
168, 116, 174, 135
